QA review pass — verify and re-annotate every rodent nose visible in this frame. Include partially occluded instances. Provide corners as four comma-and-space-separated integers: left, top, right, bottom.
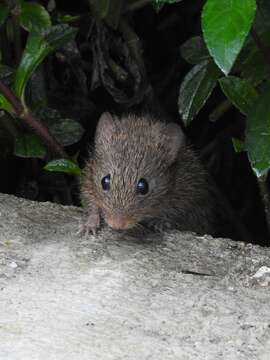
106, 213, 134, 230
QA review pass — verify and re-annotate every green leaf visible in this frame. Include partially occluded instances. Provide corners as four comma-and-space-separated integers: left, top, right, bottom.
44, 159, 81, 176
0, 94, 13, 114
178, 60, 221, 126
56, 14, 81, 24
19, 1, 51, 32
36, 107, 84, 146
0, 95, 13, 113
50, 118, 84, 146
246, 83, 270, 177
0, 65, 14, 113
0, 4, 9, 26
232, 138, 246, 153
180, 36, 210, 65
14, 25, 77, 103
15, 134, 46, 158
14, 31, 50, 102
241, 48, 269, 86
202, 0, 257, 75
219, 76, 258, 115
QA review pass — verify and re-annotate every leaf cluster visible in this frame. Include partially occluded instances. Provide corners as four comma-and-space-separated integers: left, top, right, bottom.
179, 0, 270, 178
0, 0, 269, 181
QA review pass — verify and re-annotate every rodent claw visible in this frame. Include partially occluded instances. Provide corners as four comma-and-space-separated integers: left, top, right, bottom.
77, 211, 101, 237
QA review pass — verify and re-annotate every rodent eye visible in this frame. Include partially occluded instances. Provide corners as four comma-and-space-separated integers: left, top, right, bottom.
136, 178, 149, 195
101, 174, 111, 191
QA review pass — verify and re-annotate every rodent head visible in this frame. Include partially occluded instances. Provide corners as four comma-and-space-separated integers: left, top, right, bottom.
85, 112, 185, 230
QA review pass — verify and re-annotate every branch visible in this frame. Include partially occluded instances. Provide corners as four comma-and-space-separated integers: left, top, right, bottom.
0, 80, 67, 159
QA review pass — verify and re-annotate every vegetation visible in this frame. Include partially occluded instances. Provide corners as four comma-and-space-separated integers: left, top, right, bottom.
0, 0, 270, 242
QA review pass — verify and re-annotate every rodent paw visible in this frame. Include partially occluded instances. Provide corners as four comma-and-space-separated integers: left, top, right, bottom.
77, 212, 101, 236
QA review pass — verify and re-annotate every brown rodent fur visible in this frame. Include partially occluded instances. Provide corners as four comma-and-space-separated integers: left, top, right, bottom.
80, 112, 241, 238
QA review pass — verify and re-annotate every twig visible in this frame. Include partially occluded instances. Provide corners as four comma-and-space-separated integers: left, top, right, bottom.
0, 80, 67, 158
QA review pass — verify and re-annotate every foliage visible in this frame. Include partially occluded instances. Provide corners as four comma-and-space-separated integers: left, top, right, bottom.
179, 0, 270, 178
0, 0, 80, 174
44, 159, 81, 176
0, 0, 270, 181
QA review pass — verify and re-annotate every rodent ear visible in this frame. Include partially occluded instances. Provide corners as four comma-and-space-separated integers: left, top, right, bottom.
95, 112, 116, 143
164, 123, 185, 162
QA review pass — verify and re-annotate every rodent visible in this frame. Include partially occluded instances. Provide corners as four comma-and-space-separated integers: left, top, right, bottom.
80, 112, 244, 239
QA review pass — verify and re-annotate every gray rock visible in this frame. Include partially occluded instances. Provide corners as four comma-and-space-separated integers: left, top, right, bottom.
0, 193, 270, 360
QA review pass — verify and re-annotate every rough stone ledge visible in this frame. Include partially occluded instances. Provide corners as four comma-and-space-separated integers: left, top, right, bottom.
0, 192, 270, 360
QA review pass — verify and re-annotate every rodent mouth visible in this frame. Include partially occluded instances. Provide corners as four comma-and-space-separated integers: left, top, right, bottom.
105, 213, 135, 230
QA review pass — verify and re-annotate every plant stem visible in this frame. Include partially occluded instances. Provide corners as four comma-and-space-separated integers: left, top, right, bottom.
0, 80, 67, 158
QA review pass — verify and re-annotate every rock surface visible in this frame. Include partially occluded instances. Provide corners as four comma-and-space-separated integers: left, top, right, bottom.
0, 192, 270, 360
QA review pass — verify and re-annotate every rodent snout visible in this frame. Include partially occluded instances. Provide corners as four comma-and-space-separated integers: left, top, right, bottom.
105, 212, 135, 230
